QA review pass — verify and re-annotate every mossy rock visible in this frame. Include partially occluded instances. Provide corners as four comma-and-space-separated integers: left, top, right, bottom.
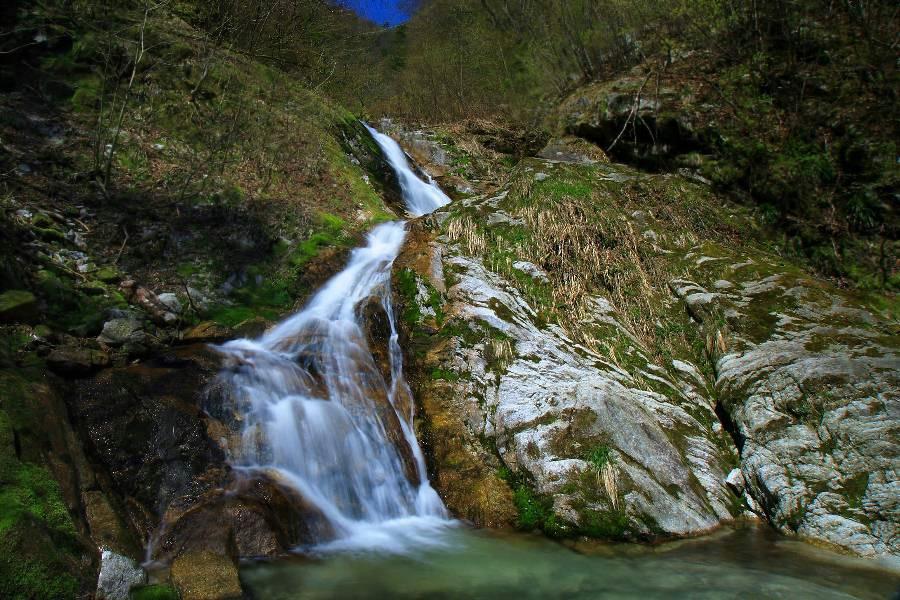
0, 388, 92, 598
46, 346, 110, 377
95, 267, 122, 284
170, 551, 241, 600
0, 290, 38, 323
34, 226, 67, 244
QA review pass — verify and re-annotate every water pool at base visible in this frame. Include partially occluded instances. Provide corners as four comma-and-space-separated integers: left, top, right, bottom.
241, 524, 899, 599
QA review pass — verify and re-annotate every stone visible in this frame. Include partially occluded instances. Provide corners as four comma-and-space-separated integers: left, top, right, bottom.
725, 468, 745, 495
170, 551, 242, 600
83, 491, 136, 555
120, 282, 178, 325
186, 287, 210, 312
96, 549, 146, 600
72, 347, 227, 527
183, 321, 233, 344
512, 260, 549, 283
0, 289, 38, 323
673, 266, 899, 557
46, 346, 109, 376
157, 472, 332, 564
157, 293, 182, 314
97, 318, 145, 346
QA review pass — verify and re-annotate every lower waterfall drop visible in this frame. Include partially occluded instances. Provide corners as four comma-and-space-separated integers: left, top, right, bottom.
213, 124, 452, 554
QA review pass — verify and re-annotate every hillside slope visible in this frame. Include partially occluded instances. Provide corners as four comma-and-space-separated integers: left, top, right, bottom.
1, 1, 399, 597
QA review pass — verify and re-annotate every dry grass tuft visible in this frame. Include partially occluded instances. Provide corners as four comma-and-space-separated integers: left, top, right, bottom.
447, 215, 488, 256
601, 462, 620, 510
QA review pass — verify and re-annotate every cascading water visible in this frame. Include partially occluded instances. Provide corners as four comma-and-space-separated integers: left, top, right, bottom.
213, 124, 452, 554
364, 124, 451, 217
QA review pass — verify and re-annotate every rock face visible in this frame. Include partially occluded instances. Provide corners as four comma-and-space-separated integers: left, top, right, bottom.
397, 223, 736, 538
556, 68, 712, 168
672, 264, 899, 557
393, 142, 898, 556
70, 343, 336, 596
72, 345, 227, 534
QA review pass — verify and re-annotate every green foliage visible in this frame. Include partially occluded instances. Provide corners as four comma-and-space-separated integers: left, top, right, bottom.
584, 445, 613, 471
396, 268, 422, 325
512, 484, 548, 531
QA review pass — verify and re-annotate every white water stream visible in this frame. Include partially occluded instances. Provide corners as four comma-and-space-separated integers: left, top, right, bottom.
214, 124, 452, 554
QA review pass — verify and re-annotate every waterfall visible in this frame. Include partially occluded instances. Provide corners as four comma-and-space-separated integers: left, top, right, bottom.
364, 124, 450, 217
213, 124, 453, 554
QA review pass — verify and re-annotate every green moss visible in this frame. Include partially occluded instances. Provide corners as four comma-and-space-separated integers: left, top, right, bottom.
70, 76, 102, 112
512, 484, 548, 530
130, 584, 181, 600
841, 472, 869, 510
208, 305, 258, 328
396, 268, 444, 326
34, 227, 67, 244
430, 368, 460, 381
0, 387, 85, 599
95, 266, 122, 283
397, 268, 421, 325
289, 222, 350, 269
580, 509, 630, 539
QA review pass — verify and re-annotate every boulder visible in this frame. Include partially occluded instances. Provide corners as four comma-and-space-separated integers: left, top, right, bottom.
170, 551, 242, 600
72, 345, 227, 534
671, 265, 900, 557
402, 249, 734, 537
97, 318, 145, 346
47, 346, 109, 376
182, 321, 233, 344
95, 549, 146, 600
120, 281, 178, 325
157, 293, 183, 314
157, 471, 333, 563
556, 71, 712, 168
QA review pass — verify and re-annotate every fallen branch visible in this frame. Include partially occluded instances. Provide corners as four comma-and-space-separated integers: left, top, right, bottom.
113, 226, 129, 264
607, 71, 653, 153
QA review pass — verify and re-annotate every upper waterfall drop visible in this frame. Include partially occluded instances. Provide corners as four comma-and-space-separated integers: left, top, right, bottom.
364, 123, 451, 216
212, 124, 453, 555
